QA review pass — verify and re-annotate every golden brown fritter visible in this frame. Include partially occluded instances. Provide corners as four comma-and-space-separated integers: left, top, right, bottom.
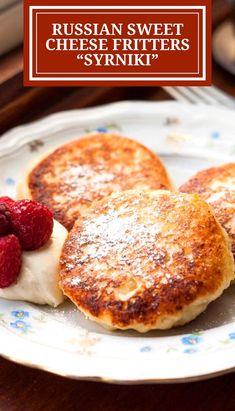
180, 163, 235, 258
26, 134, 172, 230
60, 190, 234, 332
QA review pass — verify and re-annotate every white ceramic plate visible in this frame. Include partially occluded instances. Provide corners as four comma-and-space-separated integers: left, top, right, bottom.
0, 101, 235, 384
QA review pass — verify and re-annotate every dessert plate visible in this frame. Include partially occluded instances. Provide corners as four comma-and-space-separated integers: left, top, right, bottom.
0, 101, 235, 383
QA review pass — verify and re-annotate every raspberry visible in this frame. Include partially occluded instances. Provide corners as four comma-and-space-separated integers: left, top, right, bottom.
0, 235, 22, 288
10, 200, 54, 251
0, 196, 15, 208
0, 202, 12, 236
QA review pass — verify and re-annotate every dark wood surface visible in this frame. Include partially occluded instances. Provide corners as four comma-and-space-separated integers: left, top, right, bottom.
0, 1, 235, 409
0, 356, 235, 411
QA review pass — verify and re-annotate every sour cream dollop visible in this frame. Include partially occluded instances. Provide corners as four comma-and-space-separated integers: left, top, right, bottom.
0, 220, 67, 307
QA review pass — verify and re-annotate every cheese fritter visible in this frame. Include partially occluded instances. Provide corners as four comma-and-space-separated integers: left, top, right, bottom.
180, 163, 235, 259
26, 133, 172, 230
60, 190, 234, 332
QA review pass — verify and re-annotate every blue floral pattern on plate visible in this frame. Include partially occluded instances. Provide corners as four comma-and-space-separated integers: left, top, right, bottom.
5, 177, 15, 186
10, 320, 31, 334
9, 310, 31, 334
11, 310, 29, 319
228, 332, 235, 340
140, 346, 152, 353
181, 335, 203, 346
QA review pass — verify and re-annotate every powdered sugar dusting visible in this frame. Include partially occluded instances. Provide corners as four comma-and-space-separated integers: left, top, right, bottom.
62, 164, 116, 199
63, 192, 201, 290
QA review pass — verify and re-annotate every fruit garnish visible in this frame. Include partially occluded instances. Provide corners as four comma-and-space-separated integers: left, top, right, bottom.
0, 202, 12, 236
0, 196, 16, 208
10, 200, 54, 251
0, 235, 22, 288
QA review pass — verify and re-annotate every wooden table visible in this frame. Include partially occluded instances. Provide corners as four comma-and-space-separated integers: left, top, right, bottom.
0, 1, 235, 409
0, 355, 234, 411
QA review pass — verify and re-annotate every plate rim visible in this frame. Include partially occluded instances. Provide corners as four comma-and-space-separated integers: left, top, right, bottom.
1, 323, 235, 384
1, 99, 234, 145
